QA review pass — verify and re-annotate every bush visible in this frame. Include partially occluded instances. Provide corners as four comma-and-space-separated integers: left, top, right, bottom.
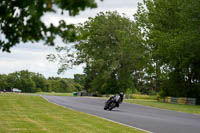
130, 94, 157, 100
126, 88, 132, 94
149, 90, 157, 95
32, 88, 42, 93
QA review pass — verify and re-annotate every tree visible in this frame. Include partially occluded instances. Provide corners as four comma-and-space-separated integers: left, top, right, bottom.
74, 74, 85, 86
0, 74, 8, 91
2, 70, 36, 92
10, 70, 36, 92
135, 0, 200, 99
0, 0, 99, 52
51, 11, 146, 94
31, 73, 48, 92
47, 77, 78, 92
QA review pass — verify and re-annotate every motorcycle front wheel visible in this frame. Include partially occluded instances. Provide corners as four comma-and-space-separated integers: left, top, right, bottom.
108, 102, 116, 111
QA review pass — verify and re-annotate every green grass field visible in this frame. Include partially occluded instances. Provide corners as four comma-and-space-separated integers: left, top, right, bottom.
124, 99, 200, 114
0, 93, 145, 133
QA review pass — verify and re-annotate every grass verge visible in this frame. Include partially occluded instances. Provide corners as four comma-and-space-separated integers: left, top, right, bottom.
0, 93, 145, 133
124, 99, 200, 115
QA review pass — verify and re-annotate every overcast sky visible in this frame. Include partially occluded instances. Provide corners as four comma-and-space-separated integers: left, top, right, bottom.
0, 0, 142, 78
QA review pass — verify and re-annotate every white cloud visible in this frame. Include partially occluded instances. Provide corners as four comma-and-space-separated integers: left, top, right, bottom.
41, 0, 141, 26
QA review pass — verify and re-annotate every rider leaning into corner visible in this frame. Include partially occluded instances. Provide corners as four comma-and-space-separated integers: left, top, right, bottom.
104, 92, 124, 110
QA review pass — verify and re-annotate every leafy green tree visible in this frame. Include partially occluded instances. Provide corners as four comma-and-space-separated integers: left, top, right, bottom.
74, 74, 85, 87
6, 73, 16, 90
32, 73, 48, 92
5, 70, 36, 92
47, 77, 79, 92
47, 79, 58, 92
11, 70, 36, 92
65, 78, 82, 91
0, 0, 98, 52
135, 0, 200, 99
51, 11, 146, 94
0, 74, 8, 91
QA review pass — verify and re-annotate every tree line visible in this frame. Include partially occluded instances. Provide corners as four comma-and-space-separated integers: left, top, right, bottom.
0, 70, 82, 93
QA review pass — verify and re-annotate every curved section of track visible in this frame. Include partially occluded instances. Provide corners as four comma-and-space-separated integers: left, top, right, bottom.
42, 96, 200, 133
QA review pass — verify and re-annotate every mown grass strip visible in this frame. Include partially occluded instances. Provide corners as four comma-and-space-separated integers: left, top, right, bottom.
0, 93, 145, 133
124, 99, 200, 115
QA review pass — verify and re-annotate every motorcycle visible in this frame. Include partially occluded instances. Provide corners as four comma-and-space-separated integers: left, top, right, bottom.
104, 93, 123, 111
104, 96, 117, 111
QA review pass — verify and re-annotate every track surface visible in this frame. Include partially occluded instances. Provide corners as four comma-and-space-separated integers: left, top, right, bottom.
42, 95, 200, 133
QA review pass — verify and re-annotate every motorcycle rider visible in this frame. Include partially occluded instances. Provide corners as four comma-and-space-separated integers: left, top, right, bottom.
104, 92, 124, 110
114, 92, 124, 107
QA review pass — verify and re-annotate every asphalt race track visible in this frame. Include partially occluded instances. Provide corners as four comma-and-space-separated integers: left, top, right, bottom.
42, 96, 200, 133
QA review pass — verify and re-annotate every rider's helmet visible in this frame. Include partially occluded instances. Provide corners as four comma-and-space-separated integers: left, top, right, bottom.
119, 92, 124, 97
